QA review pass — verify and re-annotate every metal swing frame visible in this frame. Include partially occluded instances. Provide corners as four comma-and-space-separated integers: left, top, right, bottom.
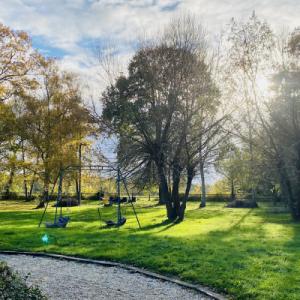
38, 164, 141, 229
98, 167, 141, 228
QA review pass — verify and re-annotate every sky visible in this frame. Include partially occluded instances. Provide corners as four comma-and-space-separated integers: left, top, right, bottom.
0, 0, 299, 98
0, 0, 299, 183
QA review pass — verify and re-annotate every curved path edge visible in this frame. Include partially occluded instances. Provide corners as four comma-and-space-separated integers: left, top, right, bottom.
0, 250, 227, 300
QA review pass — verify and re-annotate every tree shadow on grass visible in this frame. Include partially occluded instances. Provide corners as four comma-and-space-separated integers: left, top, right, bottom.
185, 208, 228, 220
140, 219, 174, 231
226, 209, 254, 233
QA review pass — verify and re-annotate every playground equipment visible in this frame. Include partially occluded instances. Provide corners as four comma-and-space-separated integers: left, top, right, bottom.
97, 167, 141, 228
38, 169, 70, 228
38, 164, 141, 229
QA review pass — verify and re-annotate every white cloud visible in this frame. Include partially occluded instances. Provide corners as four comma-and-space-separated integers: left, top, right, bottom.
0, 0, 299, 103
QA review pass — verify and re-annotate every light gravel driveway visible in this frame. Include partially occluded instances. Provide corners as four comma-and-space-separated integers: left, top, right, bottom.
0, 254, 213, 300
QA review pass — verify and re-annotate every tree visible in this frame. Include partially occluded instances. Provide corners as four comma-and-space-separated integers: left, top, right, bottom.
0, 22, 39, 199
216, 144, 251, 200
19, 58, 92, 207
0, 23, 38, 102
102, 16, 218, 221
226, 12, 274, 203
269, 44, 300, 219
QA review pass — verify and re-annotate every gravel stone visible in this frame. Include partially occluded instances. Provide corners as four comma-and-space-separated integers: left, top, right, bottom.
0, 254, 212, 300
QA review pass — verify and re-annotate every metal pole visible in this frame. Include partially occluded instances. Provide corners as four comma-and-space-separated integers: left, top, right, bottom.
78, 143, 82, 205
117, 167, 121, 224
121, 175, 141, 229
55, 169, 63, 222
38, 200, 49, 227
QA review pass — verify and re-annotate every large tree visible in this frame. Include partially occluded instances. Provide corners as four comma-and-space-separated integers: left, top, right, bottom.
102, 17, 218, 221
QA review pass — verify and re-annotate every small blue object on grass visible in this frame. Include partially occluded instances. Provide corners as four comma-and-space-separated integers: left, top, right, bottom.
41, 234, 49, 244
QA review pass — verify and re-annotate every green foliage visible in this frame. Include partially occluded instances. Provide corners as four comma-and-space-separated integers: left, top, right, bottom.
0, 201, 299, 299
0, 261, 46, 300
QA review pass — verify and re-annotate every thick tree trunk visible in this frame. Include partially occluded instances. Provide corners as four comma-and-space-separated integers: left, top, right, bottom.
158, 182, 166, 204
178, 168, 194, 221
171, 163, 181, 220
156, 162, 174, 220
199, 163, 206, 208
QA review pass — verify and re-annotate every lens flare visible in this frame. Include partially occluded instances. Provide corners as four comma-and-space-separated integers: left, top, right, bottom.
41, 234, 49, 244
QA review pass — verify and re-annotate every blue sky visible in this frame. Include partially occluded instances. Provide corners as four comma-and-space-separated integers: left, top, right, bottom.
0, 0, 299, 182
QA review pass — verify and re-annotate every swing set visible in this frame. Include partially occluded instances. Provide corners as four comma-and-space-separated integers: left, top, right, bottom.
38, 164, 141, 229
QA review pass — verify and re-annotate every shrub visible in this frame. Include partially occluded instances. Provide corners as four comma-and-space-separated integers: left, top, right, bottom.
0, 261, 46, 300
84, 192, 102, 200
226, 199, 259, 208
52, 198, 79, 207
180, 194, 231, 202
206, 194, 231, 202
0, 192, 18, 200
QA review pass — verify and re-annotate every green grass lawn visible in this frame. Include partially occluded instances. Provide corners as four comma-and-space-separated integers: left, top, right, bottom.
0, 199, 299, 299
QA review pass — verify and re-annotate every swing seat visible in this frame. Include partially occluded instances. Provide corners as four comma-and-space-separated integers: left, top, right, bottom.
46, 216, 70, 228
105, 217, 126, 227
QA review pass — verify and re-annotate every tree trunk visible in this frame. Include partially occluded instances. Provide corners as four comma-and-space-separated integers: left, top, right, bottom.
230, 178, 236, 201
78, 143, 82, 205
171, 163, 181, 220
156, 162, 174, 220
294, 148, 300, 220
23, 180, 28, 201
21, 141, 28, 201
178, 167, 194, 221
28, 180, 35, 201
75, 178, 79, 201
199, 163, 206, 208
4, 166, 15, 199
277, 158, 300, 221
158, 182, 166, 204
36, 171, 49, 209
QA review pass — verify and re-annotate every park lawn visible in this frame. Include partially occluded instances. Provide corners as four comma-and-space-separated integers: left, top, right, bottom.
0, 200, 299, 300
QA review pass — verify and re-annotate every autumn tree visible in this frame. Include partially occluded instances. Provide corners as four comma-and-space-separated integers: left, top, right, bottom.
18, 58, 92, 207
0, 23, 38, 102
0, 22, 39, 198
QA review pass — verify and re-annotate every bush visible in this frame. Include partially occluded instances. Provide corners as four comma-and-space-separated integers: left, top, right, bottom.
52, 198, 79, 207
226, 199, 258, 208
0, 192, 18, 200
206, 194, 231, 202
180, 194, 231, 202
18, 195, 36, 201
0, 261, 46, 300
83, 192, 102, 200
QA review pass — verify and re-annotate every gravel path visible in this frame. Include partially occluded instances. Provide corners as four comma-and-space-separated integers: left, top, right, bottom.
0, 254, 212, 300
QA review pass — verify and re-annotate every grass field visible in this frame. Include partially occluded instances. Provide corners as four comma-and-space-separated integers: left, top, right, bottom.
0, 199, 299, 299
